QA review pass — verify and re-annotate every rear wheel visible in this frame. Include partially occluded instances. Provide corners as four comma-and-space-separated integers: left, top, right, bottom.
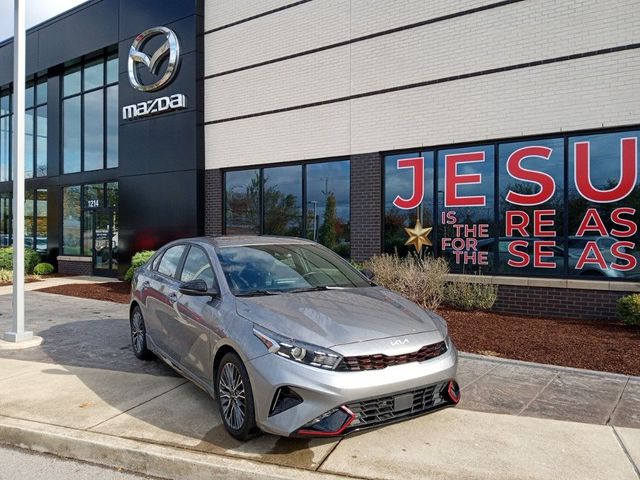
215, 352, 259, 441
130, 305, 153, 360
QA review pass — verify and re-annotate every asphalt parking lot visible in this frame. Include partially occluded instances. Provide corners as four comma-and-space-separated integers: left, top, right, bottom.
0, 291, 638, 480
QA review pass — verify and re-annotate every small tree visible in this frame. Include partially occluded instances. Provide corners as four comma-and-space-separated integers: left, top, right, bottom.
318, 193, 337, 249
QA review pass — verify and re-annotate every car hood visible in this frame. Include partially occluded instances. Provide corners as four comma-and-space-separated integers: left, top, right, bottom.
235, 287, 442, 348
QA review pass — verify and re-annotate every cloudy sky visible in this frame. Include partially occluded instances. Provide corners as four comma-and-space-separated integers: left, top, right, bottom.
0, 0, 87, 41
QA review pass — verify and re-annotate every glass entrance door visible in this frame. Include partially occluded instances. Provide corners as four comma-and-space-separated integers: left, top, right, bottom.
92, 208, 118, 276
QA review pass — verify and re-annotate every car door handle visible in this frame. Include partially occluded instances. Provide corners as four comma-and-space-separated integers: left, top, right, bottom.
168, 293, 178, 304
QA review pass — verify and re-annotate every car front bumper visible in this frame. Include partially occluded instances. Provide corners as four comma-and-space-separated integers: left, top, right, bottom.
246, 342, 458, 437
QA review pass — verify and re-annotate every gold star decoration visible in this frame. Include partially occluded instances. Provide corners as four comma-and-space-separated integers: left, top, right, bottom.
404, 219, 433, 253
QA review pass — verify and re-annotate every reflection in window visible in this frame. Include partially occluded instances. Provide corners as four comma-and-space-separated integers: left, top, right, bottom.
62, 51, 118, 173
0, 89, 10, 181
63, 182, 118, 256
35, 190, 47, 253
306, 161, 350, 257
568, 131, 640, 279
225, 169, 260, 234
384, 152, 434, 256
224, 160, 351, 257
63, 186, 82, 255
84, 90, 104, 171
263, 165, 302, 236
0, 193, 10, 247
63, 96, 81, 173
498, 138, 564, 275
437, 145, 495, 273
158, 245, 186, 277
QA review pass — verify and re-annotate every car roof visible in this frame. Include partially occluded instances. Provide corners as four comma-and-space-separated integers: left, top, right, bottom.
180, 235, 317, 249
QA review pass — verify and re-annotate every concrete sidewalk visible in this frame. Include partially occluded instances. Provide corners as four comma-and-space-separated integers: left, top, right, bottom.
0, 291, 638, 479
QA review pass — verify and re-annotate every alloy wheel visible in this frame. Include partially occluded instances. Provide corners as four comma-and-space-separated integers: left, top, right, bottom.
131, 309, 145, 354
218, 362, 246, 430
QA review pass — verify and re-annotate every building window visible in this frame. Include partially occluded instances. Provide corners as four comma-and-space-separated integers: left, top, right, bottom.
25, 76, 48, 178
498, 138, 564, 276
384, 151, 434, 256
263, 165, 302, 236
437, 145, 495, 273
225, 169, 260, 234
0, 88, 12, 182
62, 182, 118, 256
0, 192, 11, 246
224, 160, 351, 256
0, 189, 48, 253
306, 160, 350, 257
384, 129, 640, 280
62, 51, 118, 174
568, 131, 639, 279
0, 76, 48, 181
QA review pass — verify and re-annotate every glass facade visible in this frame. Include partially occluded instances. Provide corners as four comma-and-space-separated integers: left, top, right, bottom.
0, 88, 10, 182
224, 160, 351, 256
0, 190, 48, 253
384, 129, 640, 280
62, 52, 118, 174
62, 182, 118, 256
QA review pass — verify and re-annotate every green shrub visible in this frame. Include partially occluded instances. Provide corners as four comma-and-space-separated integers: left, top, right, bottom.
33, 262, 55, 275
0, 247, 41, 274
362, 253, 449, 310
444, 281, 497, 311
124, 250, 156, 282
0, 269, 11, 283
617, 294, 640, 326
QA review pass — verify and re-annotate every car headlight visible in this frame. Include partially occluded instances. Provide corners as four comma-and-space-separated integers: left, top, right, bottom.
253, 326, 343, 370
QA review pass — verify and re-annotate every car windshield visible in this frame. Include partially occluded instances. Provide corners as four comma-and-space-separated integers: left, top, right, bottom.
216, 243, 370, 295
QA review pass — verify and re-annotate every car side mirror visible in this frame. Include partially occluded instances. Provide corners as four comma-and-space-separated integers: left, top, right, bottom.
360, 268, 375, 281
179, 279, 219, 298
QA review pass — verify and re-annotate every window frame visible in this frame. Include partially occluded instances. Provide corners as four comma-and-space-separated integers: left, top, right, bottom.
222, 157, 351, 255
177, 244, 218, 290
61, 49, 118, 174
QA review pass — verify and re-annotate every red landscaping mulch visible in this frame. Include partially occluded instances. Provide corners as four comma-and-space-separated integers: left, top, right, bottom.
37, 282, 640, 376
439, 308, 640, 376
39, 281, 131, 304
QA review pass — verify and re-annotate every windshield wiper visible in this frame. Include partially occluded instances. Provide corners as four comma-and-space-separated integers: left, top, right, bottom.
235, 289, 283, 297
285, 286, 332, 293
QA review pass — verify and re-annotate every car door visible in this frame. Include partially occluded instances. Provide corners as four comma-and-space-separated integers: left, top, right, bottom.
174, 245, 223, 385
150, 244, 188, 360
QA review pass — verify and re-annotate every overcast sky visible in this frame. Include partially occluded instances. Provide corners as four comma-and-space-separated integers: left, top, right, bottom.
0, 0, 87, 41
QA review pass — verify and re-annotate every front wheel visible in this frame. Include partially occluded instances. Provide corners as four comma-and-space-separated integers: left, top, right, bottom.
130, 305, 153, 360
215, 352, 259, 441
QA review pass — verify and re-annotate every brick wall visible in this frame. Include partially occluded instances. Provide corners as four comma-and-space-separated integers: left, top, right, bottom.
204, 169, 223, 236
204, 0, 640, 169
58, 259, 92, 276
350, 153, 382, 261
493, 284, 631, 321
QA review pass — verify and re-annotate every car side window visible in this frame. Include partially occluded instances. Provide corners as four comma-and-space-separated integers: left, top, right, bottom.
180, 246, 217, 289
157, 245, 186, 278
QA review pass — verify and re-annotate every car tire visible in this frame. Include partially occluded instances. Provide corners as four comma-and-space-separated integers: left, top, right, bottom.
130, 305, 153, 360
215, 352, 259, 441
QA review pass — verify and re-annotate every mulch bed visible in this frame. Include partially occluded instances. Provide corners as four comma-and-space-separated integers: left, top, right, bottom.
39, 282, 131, 304
439, 308, 640, 376
37, 281, 640, 376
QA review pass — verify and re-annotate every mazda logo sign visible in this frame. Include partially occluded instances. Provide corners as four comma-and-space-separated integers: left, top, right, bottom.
128, 26, 180, 92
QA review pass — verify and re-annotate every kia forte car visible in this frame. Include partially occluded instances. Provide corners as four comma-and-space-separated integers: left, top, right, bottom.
129, 236, 459, 440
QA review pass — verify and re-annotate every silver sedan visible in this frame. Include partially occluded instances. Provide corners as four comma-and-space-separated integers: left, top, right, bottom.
129, 236, 459, 440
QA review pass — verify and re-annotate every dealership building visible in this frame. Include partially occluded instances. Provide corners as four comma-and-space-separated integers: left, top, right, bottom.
0, 0, 638, 319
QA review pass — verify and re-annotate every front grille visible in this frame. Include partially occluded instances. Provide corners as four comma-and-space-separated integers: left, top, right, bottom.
346, 381, 449, 430
336, 341, 447, 371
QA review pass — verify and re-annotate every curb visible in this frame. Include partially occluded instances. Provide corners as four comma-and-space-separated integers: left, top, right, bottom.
459, 351, 640, 381
0, 416, 355, 480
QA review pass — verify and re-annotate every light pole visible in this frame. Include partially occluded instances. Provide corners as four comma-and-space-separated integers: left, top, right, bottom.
2, 0, 40, 348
